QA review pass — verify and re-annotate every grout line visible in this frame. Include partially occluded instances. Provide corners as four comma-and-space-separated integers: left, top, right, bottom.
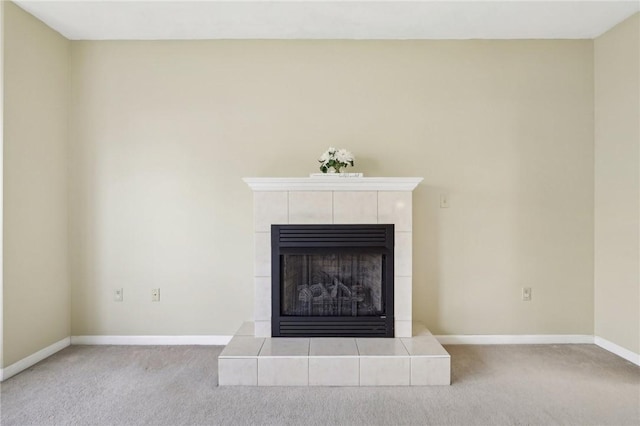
399, 337, 411, 355
256, 339, 266, 386
257, 338, 266, 356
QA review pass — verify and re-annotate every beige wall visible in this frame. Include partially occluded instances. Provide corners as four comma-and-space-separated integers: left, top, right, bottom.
594, 14, 640, 354
3, 2, 70, 366
69, 39, 594, 336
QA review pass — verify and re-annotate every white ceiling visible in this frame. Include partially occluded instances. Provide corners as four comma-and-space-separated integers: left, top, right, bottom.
13, 0, 640, 41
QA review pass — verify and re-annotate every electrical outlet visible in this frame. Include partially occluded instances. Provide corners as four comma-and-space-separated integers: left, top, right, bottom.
152, 288, 160, 302
522, 287, 532, 301
440, 193, 450, 208
114, 288, 123, 302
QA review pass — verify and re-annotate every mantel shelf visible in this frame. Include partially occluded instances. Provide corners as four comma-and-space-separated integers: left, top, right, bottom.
243, 177, 423, 191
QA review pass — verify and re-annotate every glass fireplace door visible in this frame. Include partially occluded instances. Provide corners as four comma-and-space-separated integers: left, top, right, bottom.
281, 253, 384, 317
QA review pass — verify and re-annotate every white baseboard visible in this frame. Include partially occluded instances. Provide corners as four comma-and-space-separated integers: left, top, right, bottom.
70, 335, 232, 346
434, 334, 594, 345
0, 337, 70, 381
594, 336, 640, 366
2, 334, 636, 381
433, 334, 639, 367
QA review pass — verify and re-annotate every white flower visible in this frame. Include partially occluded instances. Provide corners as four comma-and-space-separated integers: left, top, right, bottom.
335, 149, 353, 164
318, 146, 355, 173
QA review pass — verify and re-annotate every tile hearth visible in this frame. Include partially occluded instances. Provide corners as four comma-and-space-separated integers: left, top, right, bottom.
219, 322, 451, 386
225, 177, 450, 386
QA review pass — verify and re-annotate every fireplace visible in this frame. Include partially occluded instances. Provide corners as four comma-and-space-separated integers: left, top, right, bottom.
244, 177, 422, 338
271, 224, 394, 337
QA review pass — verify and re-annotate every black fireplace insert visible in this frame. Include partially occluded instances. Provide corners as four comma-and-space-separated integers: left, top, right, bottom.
271, 224, 394, 337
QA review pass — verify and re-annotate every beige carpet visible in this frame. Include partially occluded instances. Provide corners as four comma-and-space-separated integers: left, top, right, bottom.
1, 343, 638, 425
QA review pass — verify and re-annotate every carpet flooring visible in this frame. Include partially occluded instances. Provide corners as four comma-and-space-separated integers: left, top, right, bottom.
1, 344, 638, 425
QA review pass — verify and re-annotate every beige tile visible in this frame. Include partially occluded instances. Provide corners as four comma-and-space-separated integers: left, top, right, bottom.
219, 336, 265, 358
309, 358, 359, 386
254, 191, 288, 232
401, 336, 449, 357
395, 232, 412, 277
218, 358, 257, 386
378, 192, 412, 231
333, 191, 378, 224
360, 357, 410, 386
410, 357, 451, 386
254, 277, 271, 321
254, 232, 271, 277
289, 191, 333, 224
413, 322, 433, 336
309, 338, 358, 356
259, 338, 310, 357
235, 322, 254, 336
395, 320, 412, 338
258, 358, 308, 386
254, 320, 271, 338
394, 276, 412, 321
356, 338, 409, 356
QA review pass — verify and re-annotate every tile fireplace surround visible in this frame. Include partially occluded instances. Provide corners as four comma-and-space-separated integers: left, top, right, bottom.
217, 176, 451, 386
244, 176, 423, 338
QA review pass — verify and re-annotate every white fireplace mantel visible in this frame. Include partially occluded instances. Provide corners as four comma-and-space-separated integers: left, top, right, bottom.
243, 177, 423, 192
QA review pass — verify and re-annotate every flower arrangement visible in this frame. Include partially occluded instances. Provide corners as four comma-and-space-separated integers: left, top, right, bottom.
318, 147, 355, 173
